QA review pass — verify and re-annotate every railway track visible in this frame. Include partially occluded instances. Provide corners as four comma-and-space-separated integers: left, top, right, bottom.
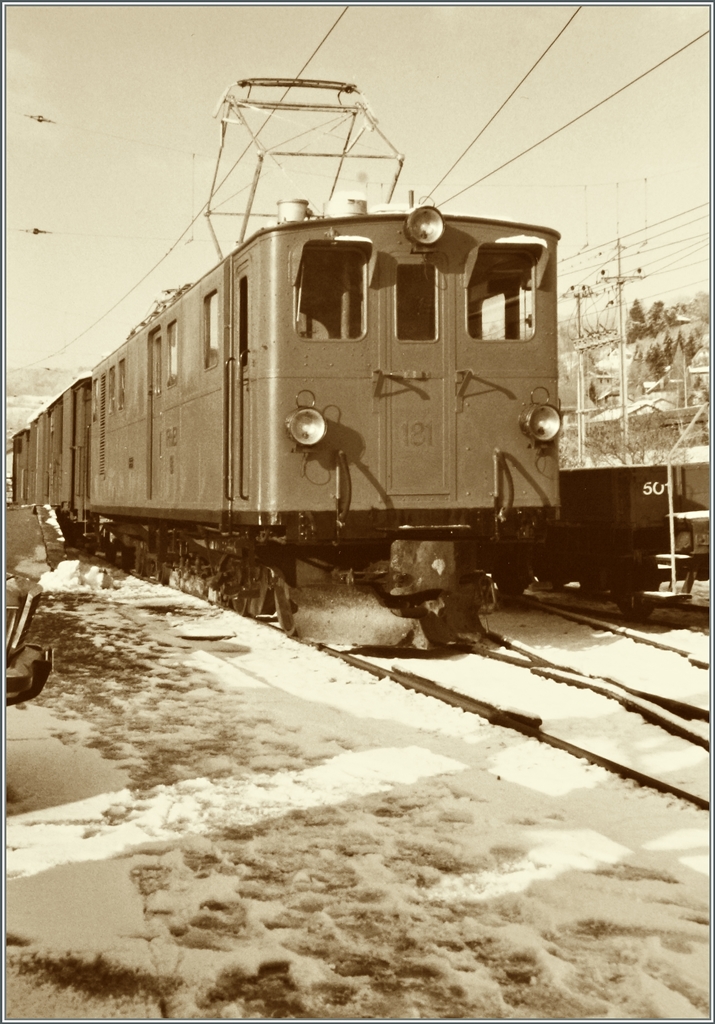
305, 637, 709, 812
54, 549, 712, 814
519, 593, 709, 668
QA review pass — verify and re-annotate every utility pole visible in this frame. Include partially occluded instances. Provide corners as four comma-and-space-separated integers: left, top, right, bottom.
569, 285, 614, 466
570, 285, 591, 464
601, 241, 643, 463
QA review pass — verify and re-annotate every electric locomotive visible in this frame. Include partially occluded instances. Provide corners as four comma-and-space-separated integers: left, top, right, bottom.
16, 80, 565, 646
85, 200, 560, 643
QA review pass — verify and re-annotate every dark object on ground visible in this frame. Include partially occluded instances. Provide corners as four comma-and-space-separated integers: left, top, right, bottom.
6, 576, 53, 706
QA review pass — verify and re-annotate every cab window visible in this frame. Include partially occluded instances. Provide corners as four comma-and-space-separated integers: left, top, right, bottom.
296, 247, 365, 339
467, 248, 534, 340
396, 263, 436, 340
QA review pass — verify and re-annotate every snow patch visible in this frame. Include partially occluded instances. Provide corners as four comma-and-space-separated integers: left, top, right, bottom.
642, 828, 709, 851
640, 746, 709, 774
426, 828, 630, 902
489, 740, 609, 795
39, 559, 114, 593
678, 855, 709, 876
185, 650, 269, 688
6, 747, 467, 879
42, 504, 65, 537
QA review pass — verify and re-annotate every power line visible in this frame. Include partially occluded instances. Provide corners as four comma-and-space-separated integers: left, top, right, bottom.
632, 239, 709, 275
441, 30, 709, 206
430, 6, 582, 196
646, 255, 709, 279
15, 7, 350, 370
14, 110, 214, 159
558, 205, 709, 265
558, 227, 710, 283
628, 279, 710, 304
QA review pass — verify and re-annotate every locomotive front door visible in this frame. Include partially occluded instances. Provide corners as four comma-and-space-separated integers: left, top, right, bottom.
378, 255, 451, 499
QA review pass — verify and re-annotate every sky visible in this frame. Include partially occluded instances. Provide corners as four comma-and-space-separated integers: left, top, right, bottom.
4, 3, 711, 374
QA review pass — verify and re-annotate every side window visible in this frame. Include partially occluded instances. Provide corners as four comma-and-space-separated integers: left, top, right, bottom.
295, 247, 365, 339
204, 291, 219, 368
108, 366, 116, 414
150, 329, 162, 394
237, 277, 248, 366
167, 320, 178, 386
118, 359, 126, 409
396, 263, 437, 340
467, 248, 535, 340
92, 378, 99, 422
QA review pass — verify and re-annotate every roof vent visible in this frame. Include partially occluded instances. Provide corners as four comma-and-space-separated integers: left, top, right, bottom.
277, 199, 309, 223
324, 191, 367, 218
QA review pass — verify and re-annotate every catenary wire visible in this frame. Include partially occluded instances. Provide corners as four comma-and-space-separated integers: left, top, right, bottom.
558, 209, 709, 267
14, 7, 350, 370
558, 230, 711, 285
429, 6, 582, 196
441, 31, 709, 206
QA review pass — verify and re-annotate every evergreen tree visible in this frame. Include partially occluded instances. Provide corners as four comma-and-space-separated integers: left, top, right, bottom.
662, 333, 674, 364
684, 334, 699, 362
626, 298, 646, 343
646, 341, 667, 379
646, 300, 666, 336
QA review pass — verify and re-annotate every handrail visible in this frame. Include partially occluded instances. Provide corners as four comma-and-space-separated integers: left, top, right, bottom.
666, 403, 709, 592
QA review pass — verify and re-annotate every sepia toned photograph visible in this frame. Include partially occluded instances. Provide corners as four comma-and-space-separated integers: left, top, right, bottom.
4, 3, 710, 1019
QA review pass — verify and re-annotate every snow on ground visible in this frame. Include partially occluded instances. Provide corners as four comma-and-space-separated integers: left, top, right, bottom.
486, 603, 710, 704
7, 561, 711, 1019
41, 504, 64, 537
7, 747, 469, 880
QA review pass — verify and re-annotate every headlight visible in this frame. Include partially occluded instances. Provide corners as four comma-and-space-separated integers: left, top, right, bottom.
519, 403, 561, 443
404, 206, 444, 246
286, 407, 327, 446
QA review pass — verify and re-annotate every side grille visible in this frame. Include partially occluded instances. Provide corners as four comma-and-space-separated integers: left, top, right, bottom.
99, 373, 107, 475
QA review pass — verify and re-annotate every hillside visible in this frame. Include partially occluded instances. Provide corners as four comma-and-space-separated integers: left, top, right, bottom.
5, 368, 92, 440
558, 291, 710, 409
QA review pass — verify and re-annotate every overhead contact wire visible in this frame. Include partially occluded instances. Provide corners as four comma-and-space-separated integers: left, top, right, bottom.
442, 31, 709, 206
431, 6, 582, 197
17, 7, 350, 370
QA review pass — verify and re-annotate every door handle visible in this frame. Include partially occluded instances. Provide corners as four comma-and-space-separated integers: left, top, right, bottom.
455, 369, 474, 411
372, 368, 430, 386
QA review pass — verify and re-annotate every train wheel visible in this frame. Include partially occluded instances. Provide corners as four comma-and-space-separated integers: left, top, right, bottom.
615, 593, 654, 622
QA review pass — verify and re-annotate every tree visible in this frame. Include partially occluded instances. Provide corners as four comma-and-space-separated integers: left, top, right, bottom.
662, 332, 674, 365
626, 298, 646, 343
646, 341, 667, 379
646, 300, 666, 336
684, 334, 699, 363
686, 291, 710, 325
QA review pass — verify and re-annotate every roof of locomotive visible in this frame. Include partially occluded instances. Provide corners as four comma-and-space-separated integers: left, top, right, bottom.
233, 206, 562, 248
